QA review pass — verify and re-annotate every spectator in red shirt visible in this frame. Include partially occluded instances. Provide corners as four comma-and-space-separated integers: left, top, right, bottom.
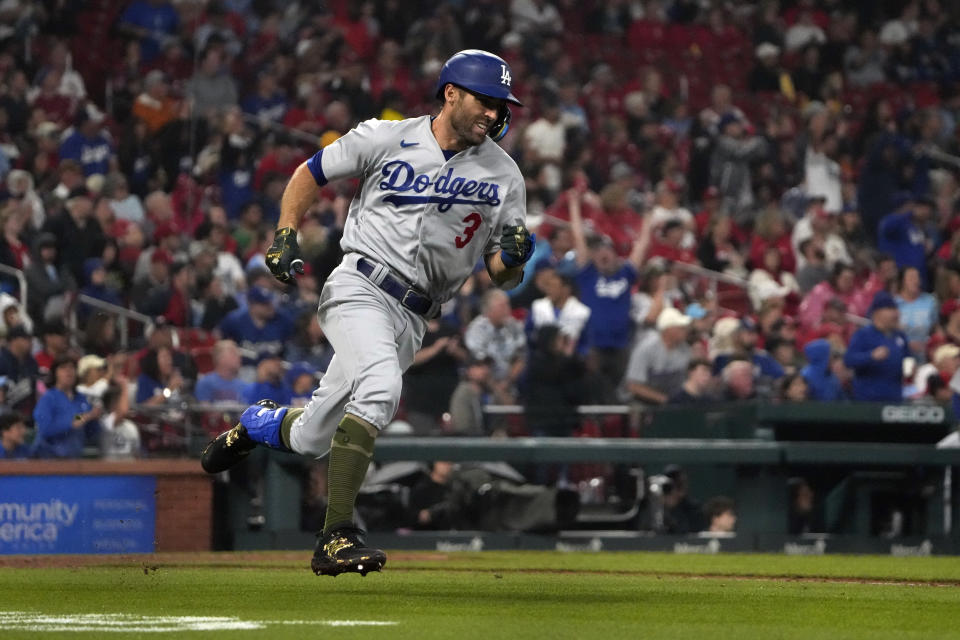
0, 202, 30, 273
593, 182, 645, 257
369, 40, 414, 106
649, 220, 698, 265
926, 299, 960, 361
539, 177, 605, 241
146, 40, 193, 86
797, 297, 857, 349
694, 185, 723, 236
283, 87, 327, 136
254, 133, 307, 191
29, 69, 75, 128
784, 0, 831, 30
749, 209, 796, 273
34, 321, 70, 376
850, 253, 897, 317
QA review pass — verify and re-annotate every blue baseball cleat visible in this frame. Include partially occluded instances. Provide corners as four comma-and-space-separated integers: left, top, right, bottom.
200, 399, 289, 473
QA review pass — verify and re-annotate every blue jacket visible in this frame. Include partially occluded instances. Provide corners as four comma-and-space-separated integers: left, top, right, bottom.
878, 211, 928, 285
31, 388, 94, 458
843, 325, 908, 402
0, 443, 29, 459
244, 381, 293, 406
218, 308, 295, 364
575, 263, 637, 350
59, 131, 113, 176
801, 339, 843, 401
194, 373, 249, 403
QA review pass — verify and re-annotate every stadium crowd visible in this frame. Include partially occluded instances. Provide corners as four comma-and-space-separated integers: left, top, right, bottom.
1, 0, 960, 460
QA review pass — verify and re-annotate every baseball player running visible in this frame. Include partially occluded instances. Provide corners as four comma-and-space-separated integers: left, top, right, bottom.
201, 50, 535, 576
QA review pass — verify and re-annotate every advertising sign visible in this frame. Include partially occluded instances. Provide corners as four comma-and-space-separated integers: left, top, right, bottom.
0, 475, 156, 555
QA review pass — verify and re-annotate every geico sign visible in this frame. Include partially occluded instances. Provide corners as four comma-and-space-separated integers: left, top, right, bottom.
881, 405, 945, 424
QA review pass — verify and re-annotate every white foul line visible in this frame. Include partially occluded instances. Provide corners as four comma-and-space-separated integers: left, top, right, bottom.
0, 611, 398, 632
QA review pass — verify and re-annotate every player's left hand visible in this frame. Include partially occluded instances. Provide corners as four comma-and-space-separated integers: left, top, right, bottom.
266, 227, 305, 284
499, 224, 535, 268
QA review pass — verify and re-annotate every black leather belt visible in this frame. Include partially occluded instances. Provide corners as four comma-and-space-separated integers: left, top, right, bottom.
356, 257, 439, 318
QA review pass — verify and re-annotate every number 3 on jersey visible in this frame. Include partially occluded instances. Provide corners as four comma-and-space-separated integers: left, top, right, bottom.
455, 212, 482, 248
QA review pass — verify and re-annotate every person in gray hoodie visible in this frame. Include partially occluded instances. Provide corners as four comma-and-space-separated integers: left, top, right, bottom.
185, 47, 238, 118
709, 114, 769, 225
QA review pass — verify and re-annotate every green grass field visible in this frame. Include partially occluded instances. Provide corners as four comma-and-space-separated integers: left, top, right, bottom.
2, 551, 960, 639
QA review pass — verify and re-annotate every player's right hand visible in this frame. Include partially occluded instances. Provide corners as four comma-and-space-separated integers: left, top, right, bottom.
266, 227, 305, 284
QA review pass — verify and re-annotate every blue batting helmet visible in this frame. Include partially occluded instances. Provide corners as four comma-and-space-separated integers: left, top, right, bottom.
435, 49, 523, 106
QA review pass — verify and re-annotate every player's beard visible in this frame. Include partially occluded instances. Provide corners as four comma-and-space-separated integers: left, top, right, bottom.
450, 98, 490, 147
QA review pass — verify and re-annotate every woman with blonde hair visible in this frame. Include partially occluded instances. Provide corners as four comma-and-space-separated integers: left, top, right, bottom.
748, 208, 796, 272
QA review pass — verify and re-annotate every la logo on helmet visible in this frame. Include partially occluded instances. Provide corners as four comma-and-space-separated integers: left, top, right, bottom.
500, 64, 512, 86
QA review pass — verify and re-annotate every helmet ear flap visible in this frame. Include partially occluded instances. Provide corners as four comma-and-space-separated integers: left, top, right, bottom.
488, 105, 511, 142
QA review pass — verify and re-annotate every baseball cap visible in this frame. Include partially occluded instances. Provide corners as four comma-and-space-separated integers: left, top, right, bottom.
83, 257, 104, 282
703, 186, 720, 200
712, 316, 741, 338
67, 186, 91, 202
755, 42, 780, 59
867, 290, 898, 315
255, 350, 282, 365
34, 121, 61, 138
891, 191, 913, 210
41, 320, 68, 336
717, 113, 741, 131
685, 302, 708, 319
77, 354, 107, 378
6, 325, 31, 341
656, 307, 692, 331
934, 344, 960, 365
285, 361, 316, 387
247, 286, 274, 305
35, 232, 57, 250
738, 316, 759, 332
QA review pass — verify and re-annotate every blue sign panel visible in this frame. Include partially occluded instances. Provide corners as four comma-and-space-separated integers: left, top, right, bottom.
0, 475, 156, 555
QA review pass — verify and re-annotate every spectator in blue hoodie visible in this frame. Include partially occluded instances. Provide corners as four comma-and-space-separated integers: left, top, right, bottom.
843, 291, 908, 401
77, 258, 124, 325
877, 194, 935, 286
801, 338, 843, 401
32, 357, 102, 458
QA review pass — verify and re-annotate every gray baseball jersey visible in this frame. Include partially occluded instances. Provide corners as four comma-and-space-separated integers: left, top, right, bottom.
306, 115, 526, 301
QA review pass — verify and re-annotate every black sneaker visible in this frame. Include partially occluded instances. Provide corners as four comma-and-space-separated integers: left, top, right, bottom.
311, 526, 386, 577
200, 399, 279, 473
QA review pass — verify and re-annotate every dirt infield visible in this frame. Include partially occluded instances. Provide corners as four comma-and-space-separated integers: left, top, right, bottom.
3, 551, 959, 587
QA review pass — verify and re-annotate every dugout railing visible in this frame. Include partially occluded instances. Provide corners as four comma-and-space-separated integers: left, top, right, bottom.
114, 399, 960, 552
